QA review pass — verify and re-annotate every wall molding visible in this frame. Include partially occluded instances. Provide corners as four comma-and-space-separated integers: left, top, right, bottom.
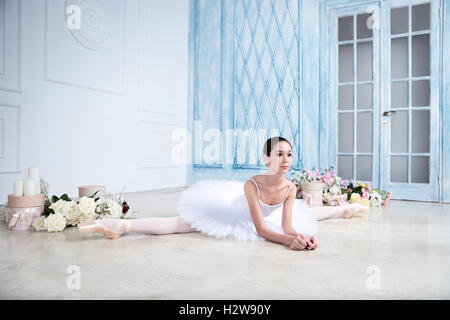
0, 118, 4, 158
0, 0, 21, 93
0, 0, 6, 75
0, 103, 20, 174
43, 0, 126, 95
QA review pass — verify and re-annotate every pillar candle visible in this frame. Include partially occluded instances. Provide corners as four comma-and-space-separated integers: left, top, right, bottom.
23, 179, 36, 196
28, 167, 40, 194
28, 167, 39, 179
13, 180, 24, 196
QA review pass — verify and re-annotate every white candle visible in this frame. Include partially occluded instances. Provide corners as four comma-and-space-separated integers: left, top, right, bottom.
28, 167, 39, 179
13, 180, 24, 196
23, 179, 36, 196
28, 167, 40, 194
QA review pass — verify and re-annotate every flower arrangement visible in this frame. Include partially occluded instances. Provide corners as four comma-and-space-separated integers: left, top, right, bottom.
33, 187, 133, 233
288, 165, 392, 207
341, 179, 391, 208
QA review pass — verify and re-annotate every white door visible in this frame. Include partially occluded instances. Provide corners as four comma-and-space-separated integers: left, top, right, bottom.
330, 0, 440, 201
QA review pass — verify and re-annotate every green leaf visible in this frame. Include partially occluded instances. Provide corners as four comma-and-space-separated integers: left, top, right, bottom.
89, 190, 100, 198
43, 208, 54, 218
60, 194, 72, 202
51, 195, 59, 203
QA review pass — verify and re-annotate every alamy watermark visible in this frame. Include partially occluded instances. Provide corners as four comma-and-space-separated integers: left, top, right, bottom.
169, 123, 283, 167
66, 265, 81, 290
366, 265, 381, 290
66, 5, 81, 30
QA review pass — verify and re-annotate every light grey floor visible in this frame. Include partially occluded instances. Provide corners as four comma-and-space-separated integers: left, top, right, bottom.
1, 187, 450, 299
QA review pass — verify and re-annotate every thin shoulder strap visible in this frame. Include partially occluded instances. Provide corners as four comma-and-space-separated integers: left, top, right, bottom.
250, 178, 291, 204
248, 178, 261, 200
283, 181, 292, 202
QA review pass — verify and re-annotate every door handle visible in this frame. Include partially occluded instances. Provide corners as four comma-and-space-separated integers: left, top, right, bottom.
383, 110, 397, 116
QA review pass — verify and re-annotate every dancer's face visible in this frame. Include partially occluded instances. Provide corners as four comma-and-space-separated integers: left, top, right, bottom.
264, 141, 292, 175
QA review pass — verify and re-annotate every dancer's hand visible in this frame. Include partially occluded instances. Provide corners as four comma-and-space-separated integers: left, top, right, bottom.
304, 235, 318, 250
288, 234, 307, 250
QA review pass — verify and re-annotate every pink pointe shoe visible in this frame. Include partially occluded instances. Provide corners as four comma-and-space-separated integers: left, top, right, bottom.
382, 191, 392, 205
77, 219, 131, 239
340, 203, 370, 219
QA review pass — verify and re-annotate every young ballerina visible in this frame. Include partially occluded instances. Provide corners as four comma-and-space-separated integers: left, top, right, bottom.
78, 136, 369, 250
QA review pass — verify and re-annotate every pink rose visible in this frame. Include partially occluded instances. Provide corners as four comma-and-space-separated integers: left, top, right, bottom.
362, 191, 370, 200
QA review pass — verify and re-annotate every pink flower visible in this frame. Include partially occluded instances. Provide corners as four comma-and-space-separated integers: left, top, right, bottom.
362, 191, 370, 200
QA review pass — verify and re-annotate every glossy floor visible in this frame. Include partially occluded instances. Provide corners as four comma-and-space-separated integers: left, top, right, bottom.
1, 187, 449, 299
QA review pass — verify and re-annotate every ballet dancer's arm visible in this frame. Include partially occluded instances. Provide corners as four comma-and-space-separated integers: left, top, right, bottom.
281, 184, 316, 250
281, 185, 299, 237
244, 181, 307, 249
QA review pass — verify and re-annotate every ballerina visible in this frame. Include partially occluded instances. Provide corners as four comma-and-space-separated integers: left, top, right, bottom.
78, 136, 369, 251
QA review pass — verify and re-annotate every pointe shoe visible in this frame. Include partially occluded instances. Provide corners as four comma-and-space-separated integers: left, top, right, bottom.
341, 203, 370, 219
382, 191, 392, 205
77, 219, 131, 239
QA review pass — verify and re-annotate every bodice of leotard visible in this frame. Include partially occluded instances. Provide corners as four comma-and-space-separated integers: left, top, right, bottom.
245, 178, 291, 217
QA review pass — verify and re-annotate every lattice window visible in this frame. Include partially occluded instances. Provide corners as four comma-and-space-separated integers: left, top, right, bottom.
233, 0, 303, 169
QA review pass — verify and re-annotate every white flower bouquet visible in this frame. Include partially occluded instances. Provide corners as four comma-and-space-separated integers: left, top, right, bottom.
33, 189, 133, 233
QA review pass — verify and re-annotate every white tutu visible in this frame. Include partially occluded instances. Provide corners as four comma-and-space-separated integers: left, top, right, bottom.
177, 179, 318, 241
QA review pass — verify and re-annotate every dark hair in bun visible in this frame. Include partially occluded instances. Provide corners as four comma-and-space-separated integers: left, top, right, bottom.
263, 136, 292, 157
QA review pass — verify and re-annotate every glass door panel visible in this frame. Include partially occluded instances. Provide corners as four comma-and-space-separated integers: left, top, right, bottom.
333, 5, 379, 187
380, 0, 440, 201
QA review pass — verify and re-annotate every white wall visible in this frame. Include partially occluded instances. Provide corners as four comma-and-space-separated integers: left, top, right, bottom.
0, 0, 189, 201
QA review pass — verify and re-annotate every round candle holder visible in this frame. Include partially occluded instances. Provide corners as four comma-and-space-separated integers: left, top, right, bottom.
78, 185, 106, 198
301, 182, 324, 207
7, 194, 45, 231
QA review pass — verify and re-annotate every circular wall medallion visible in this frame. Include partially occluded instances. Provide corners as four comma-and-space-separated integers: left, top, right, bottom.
65, 0, 109, 51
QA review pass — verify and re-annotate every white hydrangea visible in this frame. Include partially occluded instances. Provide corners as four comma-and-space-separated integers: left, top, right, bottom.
49, 199, 66, 214
63, 201, 81, 226
32, 216, 47, 231
50, 200, 80, 226
44, 212, 67, 232
78, 196, 98, 223
370, 191, 383, 207
96, 199, 122, 219
329, 185, 340, 195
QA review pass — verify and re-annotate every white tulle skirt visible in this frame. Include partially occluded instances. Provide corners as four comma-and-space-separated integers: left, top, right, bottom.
177, 179, 318, 241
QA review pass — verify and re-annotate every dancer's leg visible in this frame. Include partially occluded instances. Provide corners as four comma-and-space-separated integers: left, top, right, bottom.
127, 216, 196, 235
310, 204, 369, 221
78, 216, 196, 239
310, 206, 345, 221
